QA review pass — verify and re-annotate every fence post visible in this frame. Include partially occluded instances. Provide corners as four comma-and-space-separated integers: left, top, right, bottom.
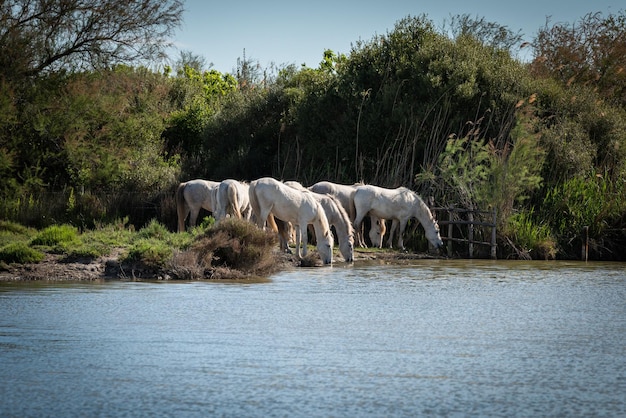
446, 208, 454, 256
468, 207, 474, 258
490, 208, 497, 259
582, 226, 589, 262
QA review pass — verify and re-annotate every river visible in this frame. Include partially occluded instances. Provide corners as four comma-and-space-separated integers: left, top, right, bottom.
1, 260, 625, 417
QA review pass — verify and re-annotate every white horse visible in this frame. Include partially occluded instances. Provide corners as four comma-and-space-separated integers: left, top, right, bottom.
214, 179, 251, 222
176, 179, 220, 232
353, 185, 444, 250
285, 181, 354, 262
249, 177, 334, 264
309, 181, 385, 248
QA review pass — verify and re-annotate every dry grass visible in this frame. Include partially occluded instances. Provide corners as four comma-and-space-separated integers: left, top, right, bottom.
167, 218, 280, 279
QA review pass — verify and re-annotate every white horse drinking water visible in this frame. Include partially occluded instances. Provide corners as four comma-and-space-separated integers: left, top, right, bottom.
249, 177, 334, 264
353, 185, 444, 250
176, 179, 220, 232
309, 181, 385, 248
285, 181, 354, 262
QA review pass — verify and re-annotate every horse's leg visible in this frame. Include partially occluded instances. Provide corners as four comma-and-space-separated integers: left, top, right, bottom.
397, 219, 408, 250
275, 219, 292, 253
294, 225, 302, 258
386, 219, 398, 248
299, 224, 308, 257
256, 207, 270, 228
353, 209, 366, 243
178, 208, 189, 233
356, 223, 367, 248
189, 207, 199, 228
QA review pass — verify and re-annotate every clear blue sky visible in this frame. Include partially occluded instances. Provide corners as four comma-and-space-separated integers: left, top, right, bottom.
171, 0, 622, 74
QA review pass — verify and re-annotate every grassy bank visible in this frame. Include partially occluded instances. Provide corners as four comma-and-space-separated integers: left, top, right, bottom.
0, 218, 289, 280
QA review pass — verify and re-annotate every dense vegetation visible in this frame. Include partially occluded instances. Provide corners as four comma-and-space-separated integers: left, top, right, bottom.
1, 1, 625, 260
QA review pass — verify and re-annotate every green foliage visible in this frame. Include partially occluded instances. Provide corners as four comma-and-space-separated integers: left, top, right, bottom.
432, 135, 493, 207
490, 118, 545, 218
505, 210, 557, 260
0, 243, 45, 264
64, 218, 136, 258
124, 219, 194, 266
0, 221, 36, 250
0, 220, 32, 236
137, 219, 171, 240
31, 224, 79, 247
423, 115, 545, 223
542, 174, 626, 239
124, 238, 173, 267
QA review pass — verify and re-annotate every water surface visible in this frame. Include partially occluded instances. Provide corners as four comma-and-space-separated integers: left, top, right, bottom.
1, 260, 625, 417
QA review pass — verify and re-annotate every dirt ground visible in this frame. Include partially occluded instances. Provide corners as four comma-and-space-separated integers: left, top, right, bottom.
0, 248, 440, 282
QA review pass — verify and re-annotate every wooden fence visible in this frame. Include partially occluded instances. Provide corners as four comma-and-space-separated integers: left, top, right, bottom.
431, 206, 497, 259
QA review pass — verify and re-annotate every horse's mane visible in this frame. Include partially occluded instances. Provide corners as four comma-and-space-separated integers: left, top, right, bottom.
327, 194, 354, 237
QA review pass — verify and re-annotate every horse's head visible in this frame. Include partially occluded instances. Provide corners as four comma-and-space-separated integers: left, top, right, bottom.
339, 234, 354, 262
426, 220, 444, 250
368, 216, 386, 248
316, 230, 334, 265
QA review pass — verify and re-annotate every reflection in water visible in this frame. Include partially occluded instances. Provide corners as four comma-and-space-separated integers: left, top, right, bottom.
1, 261, 625, 417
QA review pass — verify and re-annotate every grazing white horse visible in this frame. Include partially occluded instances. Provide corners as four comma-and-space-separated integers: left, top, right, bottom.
353, 185, 444, 250
214, 179, 251, 222
285, 181, 354, 262
249, 177, 334, 264
176, 179, 220, 232
309, 181, 385, 248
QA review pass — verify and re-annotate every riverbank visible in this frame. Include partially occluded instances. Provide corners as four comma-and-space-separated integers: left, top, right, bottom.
0, 248, 441, 282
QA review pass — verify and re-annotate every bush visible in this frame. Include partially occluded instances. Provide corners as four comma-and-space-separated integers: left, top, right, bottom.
0, 221, 36, 248
124, 238, 173, 267
0, 243, 45, 264
505, 210, 557, 260
31, 224, 79, 247
171, 218, 278, 278
0, 220, 31, 235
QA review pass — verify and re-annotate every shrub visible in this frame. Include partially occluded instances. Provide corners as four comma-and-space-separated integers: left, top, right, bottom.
505, 210, 557, 260
190, 218, 278, 276
0, 220, 31, 235
137, 219, 170, 240
31, 224, 79, 247
124, 238, 173, 267
0, 243, 45, 264
0, 221, 35, 248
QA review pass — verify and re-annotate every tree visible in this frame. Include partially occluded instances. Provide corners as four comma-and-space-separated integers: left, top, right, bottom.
0, 0, 183, 81
531, 11, 626, 106
444, 13, 524, 52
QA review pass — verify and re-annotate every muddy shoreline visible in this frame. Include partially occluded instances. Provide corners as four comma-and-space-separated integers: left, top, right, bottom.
0, 249, 440, 282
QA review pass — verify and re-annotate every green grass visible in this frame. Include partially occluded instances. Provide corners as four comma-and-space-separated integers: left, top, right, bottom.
506, 210, 557, 260
1, 217, 282, 279
0, 242, 45, 264
31, 224, 79, 247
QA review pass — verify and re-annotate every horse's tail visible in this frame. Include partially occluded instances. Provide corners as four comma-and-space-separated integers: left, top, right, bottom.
266, 213, 279, 233
226, 182, 241, 219
271, 215, 292, 253
176, 182, 187, 233
248, 180, 262, 227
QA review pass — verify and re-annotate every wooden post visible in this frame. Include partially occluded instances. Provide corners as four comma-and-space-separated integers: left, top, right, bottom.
468, 208, 474, 259
582, 226, 589, 262
490, 208, 497, 260
447, 208, 454, 256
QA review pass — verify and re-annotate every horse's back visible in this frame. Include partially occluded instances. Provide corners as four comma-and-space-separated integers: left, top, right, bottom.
310, 181, 356, 216
254, 177, 319, 224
